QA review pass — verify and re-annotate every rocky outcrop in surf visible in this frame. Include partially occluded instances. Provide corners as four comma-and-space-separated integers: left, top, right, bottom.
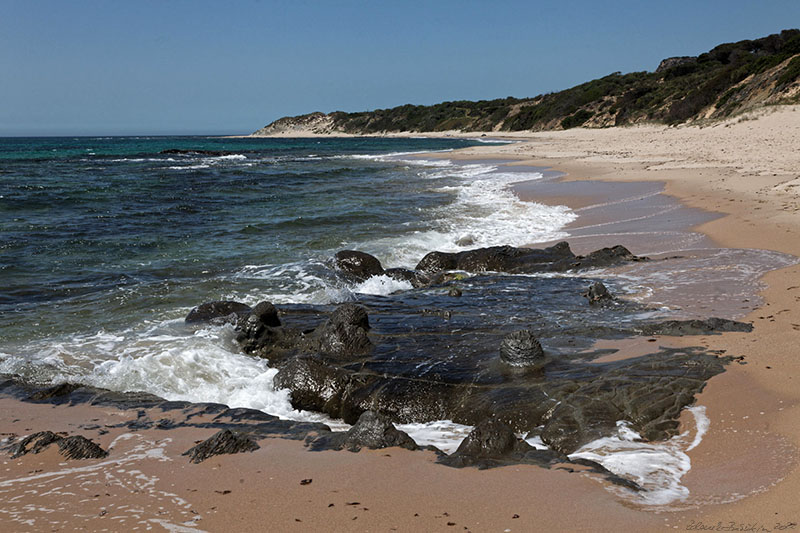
186, 242, 749, 456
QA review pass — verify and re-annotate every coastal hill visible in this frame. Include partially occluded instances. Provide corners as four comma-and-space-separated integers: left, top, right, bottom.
253, 29, 800, 136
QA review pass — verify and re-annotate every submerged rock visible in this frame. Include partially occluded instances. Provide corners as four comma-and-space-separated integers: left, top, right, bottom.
182, 429, 260, 463
335, 250, 384, 281
185, 301, 252, 325
582, 281, 614, 304
439, 419, 563, 469
637, 318, 752, 336
499, 330, 546, 367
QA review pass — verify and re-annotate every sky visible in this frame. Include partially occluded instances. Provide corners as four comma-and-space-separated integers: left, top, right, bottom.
2, 0, 799, 136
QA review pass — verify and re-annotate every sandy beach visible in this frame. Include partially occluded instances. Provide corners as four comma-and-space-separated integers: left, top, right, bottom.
3, 105, 800, 532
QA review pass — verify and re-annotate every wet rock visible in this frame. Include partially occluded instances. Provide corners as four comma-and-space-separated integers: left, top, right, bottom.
315, 303, 372, 357
249, 301, 282, 327
415, 242, 646, 276
439, 419, 564, 469
448, 287, 462, 297
637, 318, 752, 336
416, 251, 458, 274
500, 331, 545, 367
452, 419, 518, 457
9, 431, 107, 460
582, 281, 613, 304
335, 250, 384, 281
57, 436, 109, 460
307, 411, 418, 452
26, 383, 82, 403
185, 301, 252, 325
572, 245, 644, 269
540, 398, 623, 455
273, 357, 358, 417
234, 301, 305, 360
384, 268, 428, 288
182, 429, 260, 463
9, 431, 63, 458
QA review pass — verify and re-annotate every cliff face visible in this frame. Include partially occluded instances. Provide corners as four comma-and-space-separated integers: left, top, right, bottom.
252, 29, 800, 136
251, 112, 340, 136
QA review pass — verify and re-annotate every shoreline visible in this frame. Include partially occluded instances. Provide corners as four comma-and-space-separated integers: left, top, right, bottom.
438, 105, 800, 524
3, 107, 799, 531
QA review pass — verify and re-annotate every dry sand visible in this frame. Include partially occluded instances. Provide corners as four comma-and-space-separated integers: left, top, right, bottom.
3, 106, 800, 531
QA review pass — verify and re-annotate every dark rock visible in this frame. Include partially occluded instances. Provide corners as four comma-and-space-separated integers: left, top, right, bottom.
250, 301, 281, 327
448, 287, 462, 297
343, 411, 417, 451
9, 431, 107, 460
57, 436, 109, 460
26, 383, 82, 403
582, 281, 613, 304
329, 303, 370, 330
415, 242, 646, 277
540, 398, 623, 455
307, 411, 417, 452
9, 431, 63, 458
384, 268, 427, 288
315, 304, 372, 357
452, 419, 518, 457
182, 429, 260, 463
335, 250, 384, 281
438, 419, 565, 469
273, 357, 357, 417
638, 318, 752, 336
572, 245, 644, 270
185, 301, 252, 325
500, 331, 545, 367
234, 301, 305, 360
415, 251, 458, 274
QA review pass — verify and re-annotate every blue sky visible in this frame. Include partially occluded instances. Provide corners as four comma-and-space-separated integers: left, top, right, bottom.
2, 1, 799, 136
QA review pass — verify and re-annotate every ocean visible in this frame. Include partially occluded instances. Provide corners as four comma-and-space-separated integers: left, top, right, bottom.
0, 136, 793, 506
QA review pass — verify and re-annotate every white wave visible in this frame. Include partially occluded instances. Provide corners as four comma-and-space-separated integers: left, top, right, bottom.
334, 149, 453, 162
354, 274, 413, 296
0, 321, 340, 429
569, 406, 709, 506
108, 158, 177, 163
362, 163, 576, 267
472, 138, 517, 144
396, 420, 473, 454
231, 262, 352, 305
167, 164, 210, 170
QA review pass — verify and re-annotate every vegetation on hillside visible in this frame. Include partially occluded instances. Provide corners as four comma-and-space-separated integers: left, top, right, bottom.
255, 29, 800, 135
